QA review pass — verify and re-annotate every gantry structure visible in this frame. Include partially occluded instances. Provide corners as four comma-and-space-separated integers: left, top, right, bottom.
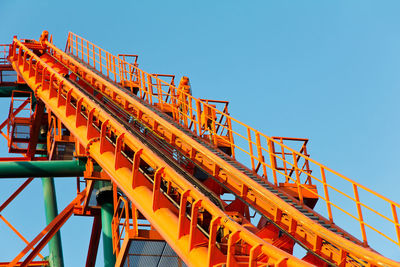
0, 31, 399, 267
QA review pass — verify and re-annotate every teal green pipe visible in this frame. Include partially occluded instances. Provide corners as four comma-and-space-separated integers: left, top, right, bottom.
95, 181, 116, 267
0, 158, 101, 266
100, 202, 116, 267
0, 85, 32, 97
36, 138, 63, 267
0, 159, 96, 178
42, 177, 64, 267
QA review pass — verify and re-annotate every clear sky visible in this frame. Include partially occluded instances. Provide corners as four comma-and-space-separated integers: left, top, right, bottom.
0, 0, 399, 265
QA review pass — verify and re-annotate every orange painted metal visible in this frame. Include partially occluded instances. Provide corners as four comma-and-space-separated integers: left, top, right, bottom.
0, 178, 33, 213
8, 190, 86, 267
0, 178, 47, 260
1, 31, 399, 266
85, 215, 101, 267
63, 31, 400, 256
8, 34, 313, 266
0, 215, 45, 260
0, 261, 49, 267
60, 33, 400, 265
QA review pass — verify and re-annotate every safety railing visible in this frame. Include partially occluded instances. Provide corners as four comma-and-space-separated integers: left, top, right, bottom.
0, 44, 18, 84
0, 44, 10, 65
11, 37, 312, 266
112, 196, 132, 256
66, 32, 400, 250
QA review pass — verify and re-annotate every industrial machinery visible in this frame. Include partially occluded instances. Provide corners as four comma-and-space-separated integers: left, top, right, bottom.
0, 31, 398, 266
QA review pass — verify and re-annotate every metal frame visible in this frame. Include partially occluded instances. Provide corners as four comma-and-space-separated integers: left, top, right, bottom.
0, 31, 398, 266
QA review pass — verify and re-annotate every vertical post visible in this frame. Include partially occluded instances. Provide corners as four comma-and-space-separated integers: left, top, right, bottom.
247, 128, 255, 172
279, 138, 288, 181
353, 184, 368, 245
112, 56, 117, 82
147, 74, 153, 104
99, 50, 102, 73
41, 177, 64, 267
86, 41, 89, 64
391, 204, 400, 246
106, 53, 110, 78
80, 38, 84, 61
267, 139, 278, 186
37, 138, 64, 267
302, 145, 312, 184
255, 132, 267, 179
188, 95, 193, 130
196, 100, 202, 135
207, 217, 221, 266
96, 182, 116, 267
92, 44, 96, 69
292, 152, 304, 205
249, 244, 262, 267
320, 167, 333, 222
227, 118, 235, 159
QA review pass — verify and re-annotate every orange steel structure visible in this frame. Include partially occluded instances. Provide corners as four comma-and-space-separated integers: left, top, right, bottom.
0, 30, 399, 266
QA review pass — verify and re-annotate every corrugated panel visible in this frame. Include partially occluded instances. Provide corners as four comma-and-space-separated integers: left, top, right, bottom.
158, 256, 186, 267
122, 240, 187, 267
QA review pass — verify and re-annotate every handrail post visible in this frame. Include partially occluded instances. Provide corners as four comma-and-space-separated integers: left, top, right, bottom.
99, 49, 102, 73
92, 44, 96, 69
267, 139, 278, 186
112, 56, 117, 82
279, 138, 289, 181
247, 128, 256, 172
292, 152, 304, 204
391, 204, 400, 247
227, 118, 235, 159
86, 41, 89, 63
196, 100, 202, 136
353, 184, 368, 246
255, 132, 267, 179
320, 167, 333, 223
80, 38, 84, 61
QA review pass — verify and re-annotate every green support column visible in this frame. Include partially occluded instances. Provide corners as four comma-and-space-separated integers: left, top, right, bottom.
37, 138, 63, 267
100, 202, 115, 267
96, 183, 116, 267
42, 177, 64, 267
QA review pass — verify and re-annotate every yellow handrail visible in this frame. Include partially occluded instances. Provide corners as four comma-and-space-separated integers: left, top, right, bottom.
66, 32, 400, 251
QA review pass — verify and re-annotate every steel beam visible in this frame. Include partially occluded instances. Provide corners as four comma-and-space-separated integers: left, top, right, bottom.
9, 191, 86, 266
42, 177, 64, 267
85, 215, 101, 267
0, 160, 87, 178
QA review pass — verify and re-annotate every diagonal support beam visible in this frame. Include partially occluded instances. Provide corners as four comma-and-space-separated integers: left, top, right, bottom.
8, 190, 86, 267
85, 215, 101, 267
0, 178, 33, 213
0, 261, 49, 267
0, 214, 45, 260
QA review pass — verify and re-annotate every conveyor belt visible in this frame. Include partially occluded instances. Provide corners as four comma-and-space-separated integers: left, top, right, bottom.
10, 37, 318, 266
10, 34, 399, 266
61, 53, 357, 266
65, 74, 225, 211
49, 52, 338, 265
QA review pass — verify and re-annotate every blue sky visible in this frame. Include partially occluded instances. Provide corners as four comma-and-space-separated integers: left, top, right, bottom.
0, 0, 399, 265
